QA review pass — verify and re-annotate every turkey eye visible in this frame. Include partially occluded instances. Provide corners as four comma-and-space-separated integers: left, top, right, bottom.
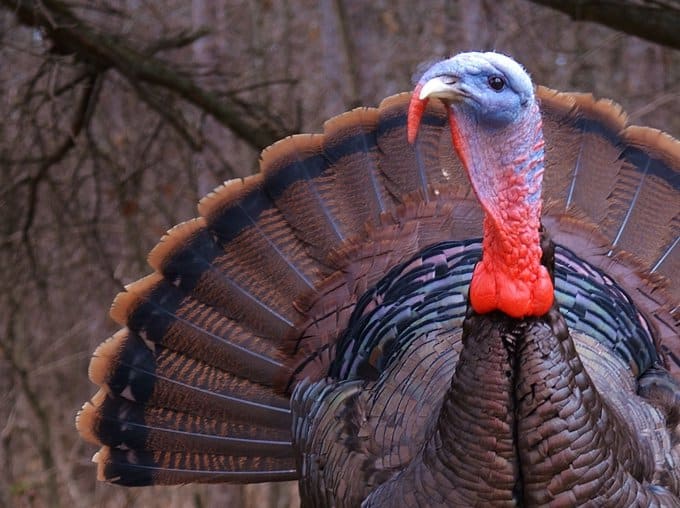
488, 76, 505, 91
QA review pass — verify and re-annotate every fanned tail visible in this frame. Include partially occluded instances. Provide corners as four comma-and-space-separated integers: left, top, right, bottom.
76, 95, 479, 485
539, 87, 680, 302
538, 87, 679, 372
78, 88, 680, 486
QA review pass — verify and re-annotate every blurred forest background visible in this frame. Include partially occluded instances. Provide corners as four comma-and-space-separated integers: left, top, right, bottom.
0, 1, 678, 507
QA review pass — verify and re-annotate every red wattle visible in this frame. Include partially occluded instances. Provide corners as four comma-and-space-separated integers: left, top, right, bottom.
470, 259, 554, 318
469, 262, 498, 314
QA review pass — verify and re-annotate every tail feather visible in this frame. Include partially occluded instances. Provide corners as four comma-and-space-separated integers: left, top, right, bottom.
93, 447, 297, 486
78, 391, 292, 456
261, 134, 348, 259
614, 127, 680, 283
112, 274, 285, 384
539, 87, 680, 302
376, 93, 458, 201
609, 148, 674, 260
539, 89, 627, 225
320, 108, 393, 231
89, 331, 290, 426
198, 173, 320, 300
653, 236, 679, 285
148, 218, 299, 336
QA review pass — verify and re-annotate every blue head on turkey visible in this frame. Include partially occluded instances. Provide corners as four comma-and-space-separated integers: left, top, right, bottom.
78, 52, 680, 506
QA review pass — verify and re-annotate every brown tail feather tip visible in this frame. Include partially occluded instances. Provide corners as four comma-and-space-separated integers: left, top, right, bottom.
92, 448, 110, 482
572, 94, 627, 130
537, 87, 628, 134
259, 133, 324, 177
109, 273, 164, 326
76, 389, 106, 446
88, 329, 128, 386
378, 91, 411, 113
623, 125, 680, 167
322, 106, 380, 137
538, 86, 680, 169
147, 217, 206, 273
197, 173, 263, 220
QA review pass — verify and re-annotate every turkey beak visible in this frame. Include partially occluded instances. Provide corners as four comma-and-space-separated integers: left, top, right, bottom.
408, 76, 462, 144
418, 76, 461, 101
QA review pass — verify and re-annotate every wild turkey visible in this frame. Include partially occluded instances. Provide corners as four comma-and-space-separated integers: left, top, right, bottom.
77, 52, 680, 506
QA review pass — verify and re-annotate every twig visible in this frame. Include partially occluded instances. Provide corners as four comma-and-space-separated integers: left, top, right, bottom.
0, 0, 293, 150
20, 72, 100, 279
145, 27, 212, 55
132, 82, 204, 150
1, 299, 59, 507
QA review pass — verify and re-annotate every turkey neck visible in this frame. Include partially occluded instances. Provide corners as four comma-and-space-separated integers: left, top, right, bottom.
450, 103, 553, 318
422, 307, 660, 505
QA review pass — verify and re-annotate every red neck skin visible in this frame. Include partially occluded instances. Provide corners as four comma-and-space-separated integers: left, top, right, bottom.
449, 104, 553, 318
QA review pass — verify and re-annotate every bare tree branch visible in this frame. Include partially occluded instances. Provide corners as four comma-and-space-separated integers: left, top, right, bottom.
19, 72, 100, 278
526, 0, 680, 49
0, 298, 59, 508
145, 27, 212, 55
132, 82, 204, 151
0, 0, 292, 150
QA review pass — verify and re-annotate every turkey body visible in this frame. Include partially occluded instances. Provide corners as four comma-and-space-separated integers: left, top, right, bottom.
77, 53, 680, 506
294, 239, 679, 506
